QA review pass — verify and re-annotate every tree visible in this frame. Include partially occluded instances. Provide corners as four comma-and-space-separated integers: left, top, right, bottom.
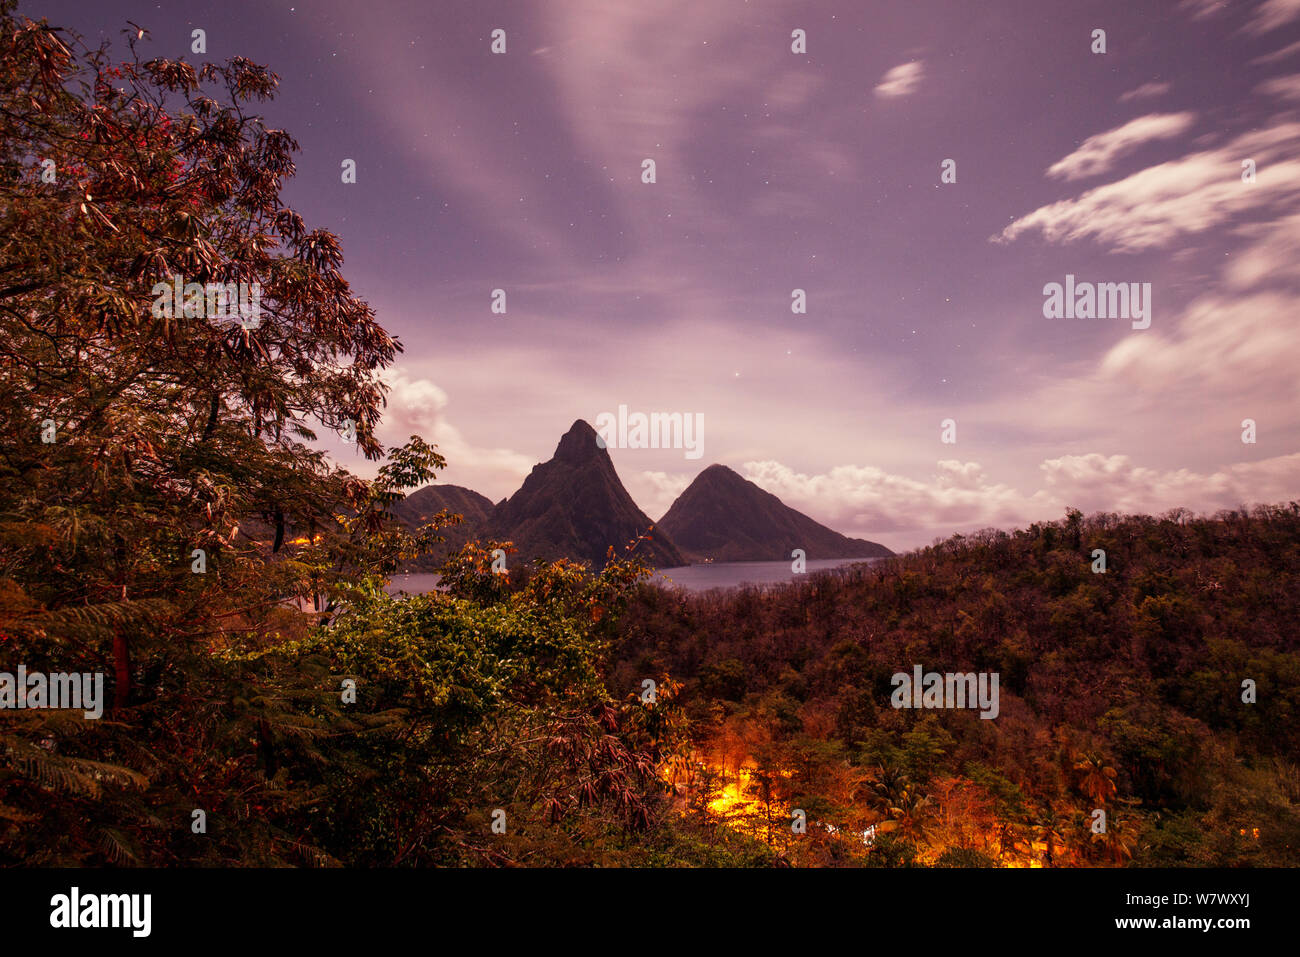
1073, 751, 1118, 806
1029, 804, 1066, 867
265, 550, 665, 865
0, 3, 447, 863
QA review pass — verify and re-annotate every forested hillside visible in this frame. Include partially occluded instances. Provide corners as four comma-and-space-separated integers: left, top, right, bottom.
609, 506, 1300, 866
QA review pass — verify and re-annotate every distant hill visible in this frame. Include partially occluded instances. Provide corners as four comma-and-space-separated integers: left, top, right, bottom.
658, 463, 893, 562
483, 420, 685, 568
388, 484, 495, 570
389, 484, 494, 528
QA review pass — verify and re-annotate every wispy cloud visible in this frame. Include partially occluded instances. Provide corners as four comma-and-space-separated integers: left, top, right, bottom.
1119, 81, 1172, 102
630, 471, 692, 521
377, 370, 534, 496
874, 61, 924, 98
1246, 0, 1300, 34
1047, 112, 1196, 181
1256, 73, 1300, 100
996, 121, 1300, 251
1098, 290, 1300, 399
1178, 0, 1229, 19
1250, 39, 1300, 65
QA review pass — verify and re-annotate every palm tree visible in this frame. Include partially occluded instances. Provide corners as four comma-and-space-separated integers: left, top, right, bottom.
1094, 811, 1137, 864
889, 782, 934, 845
863, 762, 909, 810
863, 767, 933, 846
1030, 805, 1066, 867
1073, 752, 1119, 805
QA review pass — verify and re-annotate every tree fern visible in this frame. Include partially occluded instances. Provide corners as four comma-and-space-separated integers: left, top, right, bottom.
2, 736, 149, 798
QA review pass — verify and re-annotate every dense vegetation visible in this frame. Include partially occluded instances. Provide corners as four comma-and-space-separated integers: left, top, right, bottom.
611, 505, 1300, 866
1, 3, 1295, 868
0, 2, 743, 867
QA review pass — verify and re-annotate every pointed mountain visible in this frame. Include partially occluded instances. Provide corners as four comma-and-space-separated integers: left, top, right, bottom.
658, 464, 893, 563
485, 420, 685, 568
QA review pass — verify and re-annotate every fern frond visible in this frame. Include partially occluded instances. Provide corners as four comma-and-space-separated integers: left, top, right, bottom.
96, 826, 140, 865
266, 713, 331, 739
280, 838, 342, 868
2, 597, 175, 639
1, 737, 149, 797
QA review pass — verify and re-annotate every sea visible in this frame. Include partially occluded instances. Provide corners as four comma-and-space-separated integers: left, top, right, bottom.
385, 557, 883, 596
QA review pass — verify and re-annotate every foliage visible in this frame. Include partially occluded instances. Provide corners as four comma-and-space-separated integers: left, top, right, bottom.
611, 504, 1300, 866
2, 3, 1297, 869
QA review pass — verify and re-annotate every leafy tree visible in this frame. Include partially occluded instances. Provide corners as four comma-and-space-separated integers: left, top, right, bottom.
0, 5, 501, 864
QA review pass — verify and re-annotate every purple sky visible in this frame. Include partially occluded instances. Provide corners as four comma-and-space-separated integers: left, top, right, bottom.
32, 0, 1300, 550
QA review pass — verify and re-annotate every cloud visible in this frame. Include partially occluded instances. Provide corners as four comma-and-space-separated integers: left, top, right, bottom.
973, 146, 1300, 462
1222, 209, 1300, 288
1179, 0, 1229, 19
995, 121, 1300, 252
1250, 39, 1300, 65
539, 0, 775, 242
1047, 113, 1196, 181
1080, 205, 1300, 409
376, 369, 533, 496
1256, 73, 1300, 100
737, 452, 1300, 544
1119, 81, 1172, 102
740, 459, 1035, 536
1037, 452, 1300, 514
1245, 0, 1300, 34
874, 61, 924, 98
1097, 291, 1300, 400
381, 368, 449, 436
630, 471, 692, 522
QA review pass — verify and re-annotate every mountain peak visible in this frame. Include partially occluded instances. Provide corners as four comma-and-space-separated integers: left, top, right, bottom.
486, 419, 684, 568
699, 463, 740, 479
553, 419, 604, 463
660, 465, 892, 562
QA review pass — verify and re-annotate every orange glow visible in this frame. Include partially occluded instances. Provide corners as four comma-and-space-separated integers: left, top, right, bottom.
707, 765, 758, 820
661, 754, 1089, 867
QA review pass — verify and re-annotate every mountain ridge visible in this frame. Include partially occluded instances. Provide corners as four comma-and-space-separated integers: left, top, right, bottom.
392, 422, 892, 569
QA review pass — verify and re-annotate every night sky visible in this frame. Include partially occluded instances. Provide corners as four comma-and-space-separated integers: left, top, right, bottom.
28, 0, 1300, 550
